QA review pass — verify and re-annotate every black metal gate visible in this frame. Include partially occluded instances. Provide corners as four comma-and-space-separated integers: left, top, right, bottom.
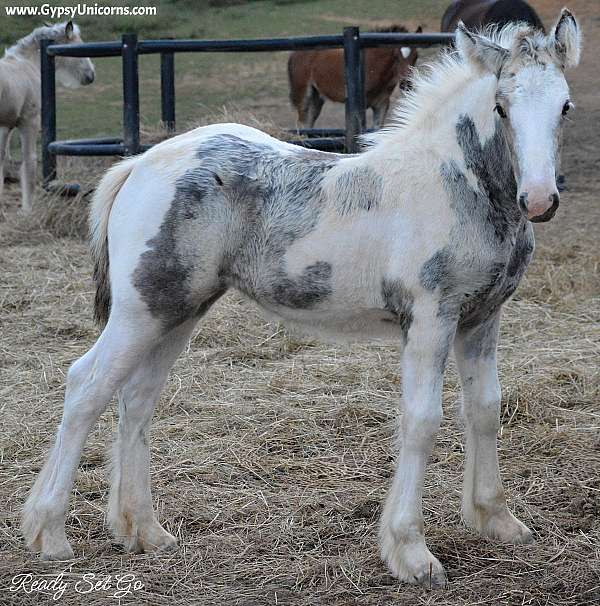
40, 30, 453, 188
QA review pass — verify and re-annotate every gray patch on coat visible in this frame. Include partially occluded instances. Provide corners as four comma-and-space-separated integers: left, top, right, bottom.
381, 278, 414, 339
420, 249, 454, 292
451, 115, 521, 242
203, 136, 339, 310
271, 261, 332, 308
133, 166, 225, 329
457, 311, 501, 360
458, 261, 506, 330
336, 166, 383, 215
458, 223, 533, 330
430, 116, 535, 331
419, 249, 462, 320
133, 134, 340, 326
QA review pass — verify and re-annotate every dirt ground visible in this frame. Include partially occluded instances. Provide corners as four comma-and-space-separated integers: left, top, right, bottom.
0, 2, 599, 605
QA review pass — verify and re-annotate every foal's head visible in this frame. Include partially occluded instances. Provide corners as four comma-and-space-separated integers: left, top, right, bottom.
53, 21, 95, 88
456, 9, 581, 222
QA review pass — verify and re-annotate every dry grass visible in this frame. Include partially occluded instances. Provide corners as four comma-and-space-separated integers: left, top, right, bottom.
1, 162, 598, 606
1, 6, 599, 605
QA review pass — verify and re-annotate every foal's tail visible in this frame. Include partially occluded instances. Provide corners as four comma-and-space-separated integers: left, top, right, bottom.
89, 156, 138, 326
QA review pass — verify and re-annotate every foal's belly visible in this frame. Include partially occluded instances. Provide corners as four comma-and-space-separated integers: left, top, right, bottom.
257, 302, 405, 343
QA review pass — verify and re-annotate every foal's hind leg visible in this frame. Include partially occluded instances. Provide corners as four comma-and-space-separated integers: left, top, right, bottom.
22, 311, 163, 560
0, 127, 12, 199
454, 313, 533, 544
108, 316, 206, 553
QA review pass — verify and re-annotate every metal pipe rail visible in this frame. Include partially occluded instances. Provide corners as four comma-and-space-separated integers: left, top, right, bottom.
46, 33, 454, 56
41, 30, 454, 188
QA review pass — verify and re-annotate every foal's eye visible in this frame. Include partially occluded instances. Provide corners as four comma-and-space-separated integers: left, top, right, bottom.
562, 101, 573, 116
494, 104, 507, 119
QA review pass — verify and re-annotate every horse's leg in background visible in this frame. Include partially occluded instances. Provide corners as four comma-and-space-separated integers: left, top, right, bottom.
379, 302, 452, 588
454, 313, 533, 543
372, 97, 391, 129
108, 306, 218, 553
18, 122, 37, 212
300, 86, 325, 129
22, 308, 163, 560
0, 127, 10, 199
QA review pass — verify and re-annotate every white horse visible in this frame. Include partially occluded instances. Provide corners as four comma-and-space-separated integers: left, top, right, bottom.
0, 21, 95, 211
22, 10, 580, 588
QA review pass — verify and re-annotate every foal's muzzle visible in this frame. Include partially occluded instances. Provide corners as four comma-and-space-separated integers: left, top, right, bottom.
519, 192, 560, 223
82, 70, 95, 85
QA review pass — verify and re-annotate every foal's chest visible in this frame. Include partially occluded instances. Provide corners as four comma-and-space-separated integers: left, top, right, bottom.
459, 222, 534, 328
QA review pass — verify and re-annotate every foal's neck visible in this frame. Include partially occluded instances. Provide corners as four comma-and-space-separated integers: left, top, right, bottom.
5, 31, 43, 63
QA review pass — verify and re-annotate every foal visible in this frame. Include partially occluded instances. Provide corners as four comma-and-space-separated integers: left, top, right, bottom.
0, 21, 94, 211
23, 10, 580, 588
288, 26, 421, 129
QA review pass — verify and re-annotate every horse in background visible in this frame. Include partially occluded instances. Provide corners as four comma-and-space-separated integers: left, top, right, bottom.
0, 21, 95, 212
441, 0, 545, 33
288, 25, 422, 129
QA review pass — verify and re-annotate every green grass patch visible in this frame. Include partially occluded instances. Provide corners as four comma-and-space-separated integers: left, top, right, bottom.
1, 0, 448, 139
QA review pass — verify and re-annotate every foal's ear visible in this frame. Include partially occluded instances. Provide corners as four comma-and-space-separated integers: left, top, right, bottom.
455, 22, 508, 75
551, 8, 581, 69
65, 20, 74, 39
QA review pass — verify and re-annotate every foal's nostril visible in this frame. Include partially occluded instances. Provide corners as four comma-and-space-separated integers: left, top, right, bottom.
518, 194, 528, 214
530, 193, 560, 223
84, 71, 94, 85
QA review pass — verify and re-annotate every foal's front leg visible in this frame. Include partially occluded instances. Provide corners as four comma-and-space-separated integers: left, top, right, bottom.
18, 124, 37, 212
380, 306, 453, 588
454, 313, 532, 543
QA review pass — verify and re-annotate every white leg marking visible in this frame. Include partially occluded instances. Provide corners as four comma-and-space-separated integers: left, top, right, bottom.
108, 319, 198, 554
22, 312, 161, 560
454, 314, 533, 544
18, 124, 37, 213
379, 304, 452, 588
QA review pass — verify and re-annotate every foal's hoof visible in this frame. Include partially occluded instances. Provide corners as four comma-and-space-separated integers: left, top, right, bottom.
40, 542, 75, 561
380, 530, 447, 589
22, 519, 74, 561
121, 522, 178, 554
469, 508, 533, 545
32, 532, 75, 561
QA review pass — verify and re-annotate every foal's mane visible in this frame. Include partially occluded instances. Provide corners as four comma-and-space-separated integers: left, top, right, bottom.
363, 22, 549, 149
4, 22, 77, 58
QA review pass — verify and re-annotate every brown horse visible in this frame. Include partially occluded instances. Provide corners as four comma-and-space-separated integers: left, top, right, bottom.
441, 0, 545, 33
288, 25, 421, 129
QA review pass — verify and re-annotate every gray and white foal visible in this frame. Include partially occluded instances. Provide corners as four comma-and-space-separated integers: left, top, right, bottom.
22, 10, 581, 588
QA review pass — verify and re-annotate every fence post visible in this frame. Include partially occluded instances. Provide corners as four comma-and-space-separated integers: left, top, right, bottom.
122, 33, 140, 155
160, 48, 176, 132
343, 26, 366, 153
40, 38, 57, 186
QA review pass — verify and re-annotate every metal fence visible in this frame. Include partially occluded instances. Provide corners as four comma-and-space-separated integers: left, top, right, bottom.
40, 30, 454, 188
